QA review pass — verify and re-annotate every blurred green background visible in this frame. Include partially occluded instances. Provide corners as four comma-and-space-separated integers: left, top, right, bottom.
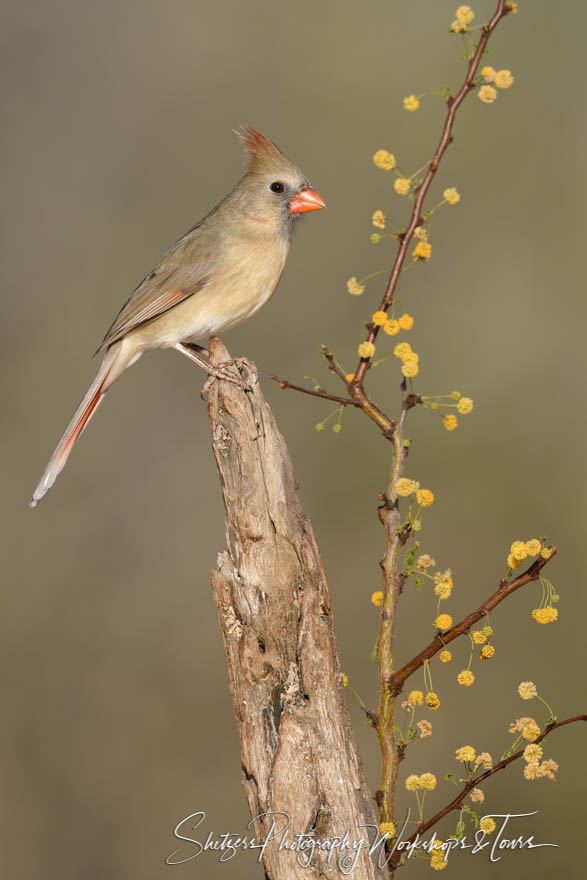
2, 1, 585, 877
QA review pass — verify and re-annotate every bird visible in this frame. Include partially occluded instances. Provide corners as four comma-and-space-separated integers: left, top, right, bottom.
30, 126, 326, 508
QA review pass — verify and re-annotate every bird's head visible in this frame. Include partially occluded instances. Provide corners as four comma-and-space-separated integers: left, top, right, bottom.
235, 125, 326, 233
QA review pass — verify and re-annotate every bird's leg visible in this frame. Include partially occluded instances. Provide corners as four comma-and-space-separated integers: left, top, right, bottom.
183, 342, 210, 357
174, 342, 250, 391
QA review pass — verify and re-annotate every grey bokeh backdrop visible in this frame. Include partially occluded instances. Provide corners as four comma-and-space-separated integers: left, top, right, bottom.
2, 1, 585, 878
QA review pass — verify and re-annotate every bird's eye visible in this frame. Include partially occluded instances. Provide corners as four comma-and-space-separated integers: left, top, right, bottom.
269, 181, 285, 194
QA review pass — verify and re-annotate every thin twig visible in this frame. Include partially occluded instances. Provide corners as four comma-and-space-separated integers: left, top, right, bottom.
269, 376, 355, 406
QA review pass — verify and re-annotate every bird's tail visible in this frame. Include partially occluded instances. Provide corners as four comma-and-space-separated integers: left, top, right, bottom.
30, 344, 129, 508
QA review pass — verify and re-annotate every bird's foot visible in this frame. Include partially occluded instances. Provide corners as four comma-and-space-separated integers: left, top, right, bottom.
199, 360, 253, 398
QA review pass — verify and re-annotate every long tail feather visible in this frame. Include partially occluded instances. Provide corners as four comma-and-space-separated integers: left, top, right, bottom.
30, 348, 120, 507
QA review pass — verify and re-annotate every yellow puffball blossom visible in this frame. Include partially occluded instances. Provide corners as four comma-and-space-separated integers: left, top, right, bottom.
417, 553, 436, 570
420, 772, 437, 791
495, 69, 514, 89
396, 478, 420, 497
347, 277, 365, 295
358, 341, 375, 359
435, 613, 453, 631
456, 745, 476, 763
371, 591, 384, 607
414, 225, 428, 240
475, 752, 493, 770
443, 187, 460, 206
478, 85, 498, 104
373, 149, 396, 170
372, 310, 388, 326
417, 719, 433, 738
518, 681, 537, 700
394, 177, 411, 196
341, 673, 349, 686
470, 788, 485, 804
456, 5, 475, 25
481, 66, 496, 82
457, 670, 475, 687
439, 650, 452, 663
507, 553, 523, 569
522, 720, 541, 742
380, 821, 396, 837
457, 396, 473, 414
471, 630, 486, 645
414, 240, 432, 260
409, 690, 424, 706
509, 716, 537, 735
525, 539, 541, 556
532, 606, 558, 624
443, 414, 458, 431
506, 1, 518, 11
510, 541, 529, 561
540, 759, 559, 780
480, 817, 496, 834
417, 488, 434, 507
523, 744, 543, 763
384, 319, 401, 336
430, 850, 448, 871
405, 774, 423, 791
426, 691, 440, 710
398, 313, 414, 330
541, 547, 552, 559
394, 342, 413, 359
480, 644, 495, 660
372, 210, 386, 229
524, 761, 542, 780
403, 94, 420, 112
346, 373, 355, 382
451, 19, 467, 33
434, 570, 453, 600
402, 351, 419, 364
402, 360, 419, 378
483, 625, 494, 637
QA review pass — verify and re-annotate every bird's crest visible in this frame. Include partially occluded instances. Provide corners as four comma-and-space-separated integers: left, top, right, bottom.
235, 125, 290, 174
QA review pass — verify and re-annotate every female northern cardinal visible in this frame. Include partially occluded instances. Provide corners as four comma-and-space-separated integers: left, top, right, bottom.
30, 127, 326, 507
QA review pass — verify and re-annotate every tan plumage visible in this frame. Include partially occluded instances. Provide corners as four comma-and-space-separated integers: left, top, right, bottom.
31, 127, 326, 507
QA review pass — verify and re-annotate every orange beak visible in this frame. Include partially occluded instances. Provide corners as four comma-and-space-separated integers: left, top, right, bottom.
289, 187, 327, 214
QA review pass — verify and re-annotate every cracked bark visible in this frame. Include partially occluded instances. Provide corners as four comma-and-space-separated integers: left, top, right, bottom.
207, 339, 385, 879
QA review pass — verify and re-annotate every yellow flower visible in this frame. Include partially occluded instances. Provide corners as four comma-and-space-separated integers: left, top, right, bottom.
523, 744, 543, 763
358, 341, 375, 359
372, 310, 388, 326
507, 553, 522, 569
402, 351, 419, 364
471, 630, 486, 645
347, 276, 365, 295
509, 716, 537, 734
435, 613, 453, 631
480, 817, 496, 834
451, 18, 467, 33
346, 373, 355, 382
541, 547, 552, 559
405, 774, 423, 791
532, 606, 558, 624
443, 187, 460, 206
342, 673, 349, 686
475, 752, 493, 770
483, 625, 494, 637
524, 761, 542, 780
443, 414, 458, 431
396, 478, 420, 497
481, 66, 496, 82
430, 851, 448, 871
409, 690, 424, 706
518, 681, 537, 700
426, 691, 440, 710
457, 670, 475, 687
470, 788, 485, 804
521, 720, 541, 742
371, 591, 384, 607
373, 149, 396, 170
402, 360, 419, 378
510, 540, 528, 561
398, 313, 414, 330
539, 759, 559, 780
495, 69, 514, 89
417, 719, 433, 738
380, 821, 396, 837
506, 1, 518, 11
420, 772, 437, 791
439, 650, 452, 663
480, 644, 495, 660
417, 553, 436, 570
478, 85, 498, 104
403, 94, 420, 112
394, 177, 411, 196
372, 209, 386, 229
414, 240, 432, 260
434, 570, 453, 600
417, 488, 434, 507
394, 342, 413, 359
456, 5, 475, 25
456, 745, 476, 763
384, 319, 401, 336
414, 226, 428, 240
457, 397, 473, 414
525, 539, 541, 556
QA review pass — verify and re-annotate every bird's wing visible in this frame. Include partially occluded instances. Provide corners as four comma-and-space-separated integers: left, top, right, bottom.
96, 226, 214, 353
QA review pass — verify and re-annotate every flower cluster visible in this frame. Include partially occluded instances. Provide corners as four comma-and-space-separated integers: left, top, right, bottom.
422, 390, 474, 432
405, 772, 437, 791
506, 538, 543, 569
478, 66, 515, 104
450, 5, 475, 33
